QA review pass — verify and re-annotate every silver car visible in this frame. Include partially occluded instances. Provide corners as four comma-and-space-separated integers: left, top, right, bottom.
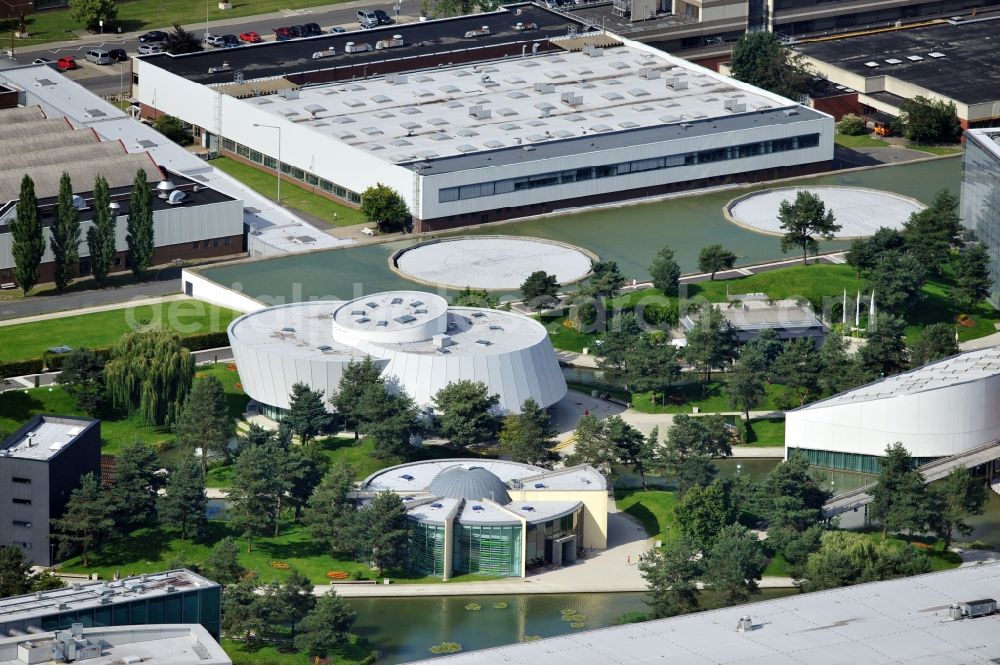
137, 43, 163, 55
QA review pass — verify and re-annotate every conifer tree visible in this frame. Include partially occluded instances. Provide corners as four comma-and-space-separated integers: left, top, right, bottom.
11, 175, 44, 294
50, 172, 81, 291
127, 169, 155, 277
86, 175, 117, 284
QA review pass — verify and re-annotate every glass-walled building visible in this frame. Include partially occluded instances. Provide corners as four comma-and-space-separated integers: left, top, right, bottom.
360, 460, 608, 580
0, 570, 221, 639
961, 129, 1000, 307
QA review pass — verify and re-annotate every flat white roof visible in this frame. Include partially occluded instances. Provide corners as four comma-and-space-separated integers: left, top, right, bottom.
799, 346, 1000, 409
0, 625, 229, 665
0, 416, 95, 461
250, 42, 788, 166
405, 563, 1000, 665
332, 291, 448, 334
968, 128, 1000, 161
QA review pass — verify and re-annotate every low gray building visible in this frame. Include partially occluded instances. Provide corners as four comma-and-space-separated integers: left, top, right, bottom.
0, 415, 100, 566
682, 297, 826, 346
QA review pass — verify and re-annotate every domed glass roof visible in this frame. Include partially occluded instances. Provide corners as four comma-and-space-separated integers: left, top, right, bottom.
428, 466, 512, 505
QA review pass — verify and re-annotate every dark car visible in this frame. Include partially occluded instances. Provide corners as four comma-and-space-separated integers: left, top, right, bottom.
220, 34, 240, 47
138, 30, 167, 42
273, 26, 292, 40
108, 48, 128, 61
374, 9, 394, 24
302, 22, 322, 36
289, 24, 304, 38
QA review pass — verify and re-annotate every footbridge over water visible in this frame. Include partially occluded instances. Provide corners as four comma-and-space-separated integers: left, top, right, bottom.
822, 440, 1000, 518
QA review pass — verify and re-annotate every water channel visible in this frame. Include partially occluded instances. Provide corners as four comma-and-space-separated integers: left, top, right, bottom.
199, 158, 960, 302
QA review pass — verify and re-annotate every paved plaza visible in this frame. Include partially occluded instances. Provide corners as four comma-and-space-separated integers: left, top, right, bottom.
726, 186, 924, 239
393, 236, 594, 290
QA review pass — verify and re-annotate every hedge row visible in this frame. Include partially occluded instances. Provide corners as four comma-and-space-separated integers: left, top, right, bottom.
0, 331, 232, 380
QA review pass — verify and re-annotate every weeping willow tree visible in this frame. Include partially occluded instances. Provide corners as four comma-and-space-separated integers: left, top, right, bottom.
104, 329, 194, 427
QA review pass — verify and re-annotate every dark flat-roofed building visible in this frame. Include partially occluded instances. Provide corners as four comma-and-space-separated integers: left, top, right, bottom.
0, 106, 245, 289
0, 415, 100, 566
795, 15, 1000, 129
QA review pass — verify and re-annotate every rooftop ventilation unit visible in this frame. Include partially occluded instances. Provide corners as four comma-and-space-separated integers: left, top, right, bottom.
156, 180, 176, 199
665, 76, 688, 90
582, 44, 604, 58
472, 505, 485, 511
278, 87, 299, 100
166, 190, 187, 205
560, 92, 582, 106
736, 616, 753, 632
534, 82, 555, 94
400, 473, 415, 480
432, 334, 452, 349
375, 35, 404, 50
430, 502, 443, 508
464, 25, 490, 38
311, 47, 336, 59
468, 104, 492, 120
344, 41, 373, 54
386, 73, 409, 85
639, 67, 660, 80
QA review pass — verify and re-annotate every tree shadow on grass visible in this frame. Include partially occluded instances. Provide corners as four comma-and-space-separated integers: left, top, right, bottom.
0, 391, 45, 423
90, 528, 173, 567
620, 502, 658, 539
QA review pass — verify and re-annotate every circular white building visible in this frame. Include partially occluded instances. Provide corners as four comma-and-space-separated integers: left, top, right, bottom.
786, 346, 1000, 473
227, 291, 567, 418
358, 459, 608, 579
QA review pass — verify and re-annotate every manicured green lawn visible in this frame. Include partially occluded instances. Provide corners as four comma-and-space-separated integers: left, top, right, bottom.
763, 552, 792, 577
0, 363, 246, 454
211, 158, 364, 227
833, 133, 889, 149
0, 302, 239, 362
538, 313, 597, 353
222, 637, 376, 665
10, 0, 354, 46
745, 417, 786, 447
630, 381, 784, 415
688, 264, 865, 309
907, 143, 963, 156
614, 489, 677, 543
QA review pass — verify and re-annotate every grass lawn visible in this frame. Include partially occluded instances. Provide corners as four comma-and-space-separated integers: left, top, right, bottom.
614, 489, 677, 543
211, 158, 364, 227
9, 0, 354, 46
0, 363, 246, 454
630, 381, 784, 415
538, 313, 596, 353
688, 264, 865, 309
834, 134, 889, 149
907, 143, 963, 155
0, 302, 239, 362
745, 417, 786, 447
763, 552, 792, 577
222, 637, 376, 665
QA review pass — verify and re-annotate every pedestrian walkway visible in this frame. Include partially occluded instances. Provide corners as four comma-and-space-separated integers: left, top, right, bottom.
960, 331, 1000, 351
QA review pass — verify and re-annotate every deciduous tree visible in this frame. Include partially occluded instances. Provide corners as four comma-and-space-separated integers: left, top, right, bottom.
69, 0, 117, 30
152, 115, 192, 146
897, 96, 961, 145
801, 530, 930, 591
11, 174, 44, 295
675, 479, 738, 551
649, 245, 681, 296
432, 380, 499, 447
51, 172, 81, 291
126, 169, 154, 277
777, 190, 841, 265
697, 244, 737, 280
159, 456, 208, 541
360, 183, 409, 231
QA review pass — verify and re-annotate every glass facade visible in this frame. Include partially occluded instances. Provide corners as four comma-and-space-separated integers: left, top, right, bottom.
216, 138, 361, 204
788, 447, 937, 474
454, 524, 522, 577
19, 587, 222, 639
409, 522, 446, 577
525, 511, 581, 567
961, 131, 1000, 307
438, 134, 821, 203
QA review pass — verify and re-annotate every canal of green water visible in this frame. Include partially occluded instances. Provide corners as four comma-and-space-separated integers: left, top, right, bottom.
199, 158, 960, 303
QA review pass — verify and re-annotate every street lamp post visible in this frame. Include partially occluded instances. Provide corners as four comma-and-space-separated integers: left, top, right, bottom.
253, 123, 282, 204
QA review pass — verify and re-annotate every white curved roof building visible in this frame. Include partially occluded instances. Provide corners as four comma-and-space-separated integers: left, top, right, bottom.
785, 346, 1000, 473
227, 291, 567, 416
358, 459, 608, 579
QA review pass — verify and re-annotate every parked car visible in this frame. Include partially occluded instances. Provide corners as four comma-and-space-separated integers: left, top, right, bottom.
374, 9, 394, 24
302, 22, 322, 36
357, 9, 379, 28
137, 44, 163, 55
206, 34, 226, 46
138, 30, 167, 42
219, 34, 240, 47
289, 24, 304, 38
239, 31, 261, 42
108, 48, 128, 61
32, 57, 53, 65
56, 56, 76, 71
273, 26, 292, 40
85, 48, 113, 65
329, 26, 347, 33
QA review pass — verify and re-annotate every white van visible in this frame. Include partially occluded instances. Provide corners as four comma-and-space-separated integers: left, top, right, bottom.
357, 9, 379, 29
85, 48, 112, 65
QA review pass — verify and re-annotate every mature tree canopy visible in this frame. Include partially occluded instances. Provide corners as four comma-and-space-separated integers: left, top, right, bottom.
11, 174, 44, 295
57, 348, 106, 416
870, 442, 934, 538
628, 333, 683, 404
684, 306, 739, 385
0, 546, 33, 599
773, 337, 821, 406
451, 286, 500, 308
520, 270, 559, 310
730, 32, 810, 99
902, 188, 962, 273
702, 524, 767, 604
332, 357, 384, 438
596, 312, 642, 384
501, 398, 559, 468
846, 227, 905, 275
432, 380, 500, 447
801, 530, 930, 591
932, 465, 987, 549
777, 191, 841, 265
361, 491, 410, 576
357, 384, 420, 458
858, 313, 909, 378
294, 591, 357, 657
303, 463, 358, 556
152, 115, 192, 146
897, 96, 962, 145
106, 330, 193, 427
587, 260, 626, 298
638, 538, 702, 618
697, 244, 737, 280
909, 322, 959, 367
953, 242, 992, 307
159, 456, 208, 541
221, 579, 269, 641
360, 183, 409, 231
865, 249, 927, 316
86, 174, 117, 285
174, 375, 233, 473
51, 172, 81, 291
229, 443, 284, 551
565, 415, 648, 486
649, 245, 682, 296
164, 23, 203, 54
203, 536, 244, 585
69, 0, 117, 29
740, 328, 783, 375
726, 352, 766, 421
284, 382, 331, 446
108, 439, 163, 531
675, 479, 738, 551
818, 333, 866, 394
657, 415, 731, 493
51, 473, 113, 566
126, 169, 155, 276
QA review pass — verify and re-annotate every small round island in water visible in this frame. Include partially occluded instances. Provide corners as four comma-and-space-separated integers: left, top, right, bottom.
725, 186, 925, 239
391, 235, 596, 290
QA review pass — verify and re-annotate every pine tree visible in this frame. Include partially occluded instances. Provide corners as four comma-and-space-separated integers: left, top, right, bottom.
501, 398, 558, 468
86, 175, 117, 285
331, 357, 384, 438
284, 383, 330, 446
293, 591, 357, 657
357, 384, 419, 459
107, 439, 163, 531
649, 245, 682, 296
173, 375, 234, 474
11, 175, 44, 295
50, 172, 81, 291
0, 545, 33, 598
203, 536, 244, 584
953, 242, 992, 307
697, 244, 737, 280
519, 270, 559, 310
50, 473, 113, 566
777, 191, 841, 265
361, 491, 410, 576
159, 456, 208, 541
229, 443, 283, 552
432, 380, 500, 448
302, 463, 358, 556
638, 538, 702, 618
126, 169, 155, 277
